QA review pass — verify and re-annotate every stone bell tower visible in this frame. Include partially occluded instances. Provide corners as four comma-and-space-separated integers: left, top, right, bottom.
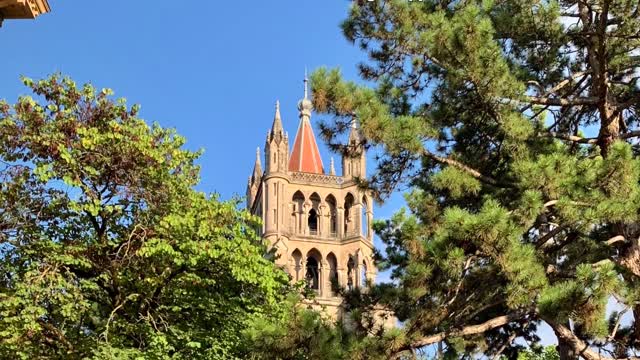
246, 76, 376, 319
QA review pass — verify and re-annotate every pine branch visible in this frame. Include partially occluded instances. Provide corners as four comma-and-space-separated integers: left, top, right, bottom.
394, 312, 526, 356
540, 71, 591, 97
543, 315, 640, 360
540, 130, 640, 144
491, 332, 518, 360
542, 132, 598, 144
526, 96, 599, 106
420, 149, 514, 188
605, 235, 626, 246
536, 224, 568, 248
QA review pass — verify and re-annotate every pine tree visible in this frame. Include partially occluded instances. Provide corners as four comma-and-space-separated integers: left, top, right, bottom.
310, 0, 640, 359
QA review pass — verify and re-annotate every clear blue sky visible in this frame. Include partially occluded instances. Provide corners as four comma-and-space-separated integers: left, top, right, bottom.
0, 1, 404, 263
1, 0, 563, 346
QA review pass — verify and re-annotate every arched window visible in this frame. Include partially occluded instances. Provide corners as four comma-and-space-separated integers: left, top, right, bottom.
325, 195, 337, 237
361, 260, 368, 288
308, 193, 321, 235
306, 256, 319, 291
361, 196, 369, 237
308, 209, 318, 235
327, 253, 338, 295
347, 257, 355, 291
292, 191, 305, 233
344, 193, 354, 235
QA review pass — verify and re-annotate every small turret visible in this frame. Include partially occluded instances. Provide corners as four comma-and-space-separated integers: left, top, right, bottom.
265, 101, 289, 173
342, 119, 366, 178
246, 147, 263, 209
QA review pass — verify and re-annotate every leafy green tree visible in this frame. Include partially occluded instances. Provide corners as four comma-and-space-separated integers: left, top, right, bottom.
515, 346, 561, 360
0, 75, 291, 359
310, 0, 640, 359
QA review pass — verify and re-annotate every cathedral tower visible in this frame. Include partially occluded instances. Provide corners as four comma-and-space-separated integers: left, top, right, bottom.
246, 77, 376, 319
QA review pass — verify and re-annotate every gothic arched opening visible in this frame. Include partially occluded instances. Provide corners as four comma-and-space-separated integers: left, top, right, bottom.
292, 191, 305, 233
346, 257, 355, 291
327, 252, 338, 295
325, 194, 337, 237
306, 249, 322, 292
344, 193, 355, 235
308, 209, 318, 235
361, 259, 368, 288
291, 249, 303, 281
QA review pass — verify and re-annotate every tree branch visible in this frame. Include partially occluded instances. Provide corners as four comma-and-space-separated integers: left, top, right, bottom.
536, 224, 567, 248
421, 149, 514, 188
526, 96, 599, 106
543, 315, 640, 360
606, 235, 626, 246
542, 132, 598, 144
396, 312, 525, 355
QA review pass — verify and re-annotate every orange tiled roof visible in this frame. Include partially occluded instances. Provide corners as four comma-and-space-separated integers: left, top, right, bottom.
288, 118, 324, 174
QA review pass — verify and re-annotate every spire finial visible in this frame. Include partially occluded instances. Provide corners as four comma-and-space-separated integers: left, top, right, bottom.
271, 100, 284, 136
298, 70, 313, 115
330, 157, 336, 175
304, 68, 309, 99
252, 147, 263, 182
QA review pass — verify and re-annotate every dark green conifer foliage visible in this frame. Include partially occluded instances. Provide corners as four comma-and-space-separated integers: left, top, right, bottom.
310, 0, 640, 359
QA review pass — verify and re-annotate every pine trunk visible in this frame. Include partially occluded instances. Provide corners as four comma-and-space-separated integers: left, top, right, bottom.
555, 322, 578, 360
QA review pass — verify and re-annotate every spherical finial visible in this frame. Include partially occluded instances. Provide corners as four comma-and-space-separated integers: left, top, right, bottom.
297, 98, 313, 113
298, 71, 313, 115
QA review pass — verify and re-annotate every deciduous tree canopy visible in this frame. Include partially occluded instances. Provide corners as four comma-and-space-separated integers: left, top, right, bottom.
0, 75, 291, 359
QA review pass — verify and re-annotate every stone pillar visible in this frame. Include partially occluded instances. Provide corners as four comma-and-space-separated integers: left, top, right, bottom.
317, 205, 324, 237
355, 263, 361, 289
319, 261, 328, 297
295, 260, 302, 282
337, 267, 346, 293
367, 211, 373, 241
354, 203, 363, 237
301, 259, 307, 284
302, 202, 310, 235
337, 207, 344, 238
324, 211, 331, 237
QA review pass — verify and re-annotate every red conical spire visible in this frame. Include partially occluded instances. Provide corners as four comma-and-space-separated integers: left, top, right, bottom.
288, 75, 324, 174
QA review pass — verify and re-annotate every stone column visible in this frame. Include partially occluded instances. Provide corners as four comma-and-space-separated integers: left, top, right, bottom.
367, 211, 373, 241
355, 262, 361, 289
317, 205, 325, 237
302, 202, 310, 235
354, 203, 363, 237
320, 261, 329, 297
295, 260, 302, 282
337, 207, 344, 238
337, 267, 346, 294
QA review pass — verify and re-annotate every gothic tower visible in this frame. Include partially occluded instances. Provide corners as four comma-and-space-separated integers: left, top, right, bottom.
246, 77, 376, 319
